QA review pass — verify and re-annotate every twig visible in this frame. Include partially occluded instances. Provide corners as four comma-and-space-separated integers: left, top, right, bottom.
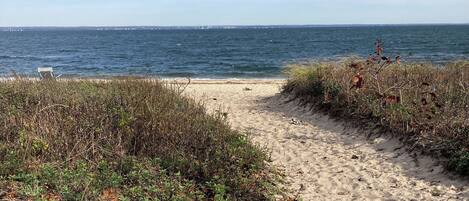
173, 76, 192, 96
33, 104, 69, 122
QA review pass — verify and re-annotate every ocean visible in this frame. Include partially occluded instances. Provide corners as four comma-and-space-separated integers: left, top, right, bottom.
1, 25, 468, 78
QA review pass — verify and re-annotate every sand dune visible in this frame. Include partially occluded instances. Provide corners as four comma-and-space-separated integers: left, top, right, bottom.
184, 81, 469, 201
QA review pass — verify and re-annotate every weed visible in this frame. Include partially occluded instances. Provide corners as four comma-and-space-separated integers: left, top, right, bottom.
283, 40, 469, 175
0, 79, 281, 200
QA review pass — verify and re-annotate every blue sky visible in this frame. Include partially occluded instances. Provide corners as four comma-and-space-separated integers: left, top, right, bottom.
1, 0, 468, 26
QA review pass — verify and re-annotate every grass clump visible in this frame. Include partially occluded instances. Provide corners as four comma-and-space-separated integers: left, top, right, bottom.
0, 79, 279, 200
283, 57, 469, 175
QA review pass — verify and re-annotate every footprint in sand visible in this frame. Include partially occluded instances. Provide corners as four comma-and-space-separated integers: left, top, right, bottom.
186, 82, 469, 201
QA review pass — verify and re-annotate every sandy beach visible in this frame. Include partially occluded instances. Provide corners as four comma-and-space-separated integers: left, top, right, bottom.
184, 80, 469, 201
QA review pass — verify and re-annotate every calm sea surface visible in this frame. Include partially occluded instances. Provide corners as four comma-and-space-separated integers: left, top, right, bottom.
1, 25, 468, 78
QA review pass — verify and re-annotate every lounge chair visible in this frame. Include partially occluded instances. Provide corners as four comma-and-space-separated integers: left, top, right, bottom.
37, 67, 59, 80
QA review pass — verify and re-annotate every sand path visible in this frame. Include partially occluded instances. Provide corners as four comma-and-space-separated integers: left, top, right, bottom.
184, 81, 468, 201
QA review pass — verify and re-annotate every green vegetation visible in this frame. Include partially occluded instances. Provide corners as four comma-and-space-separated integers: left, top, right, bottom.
0, 79, 280, 200
283, 59, 469, 175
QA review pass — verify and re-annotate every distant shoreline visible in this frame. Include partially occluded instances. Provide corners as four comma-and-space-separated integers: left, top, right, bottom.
1, 23, 469, 31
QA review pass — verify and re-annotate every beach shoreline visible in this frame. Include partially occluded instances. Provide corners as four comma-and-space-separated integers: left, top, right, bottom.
163, 78, 286, 84
0, 76, 287, 84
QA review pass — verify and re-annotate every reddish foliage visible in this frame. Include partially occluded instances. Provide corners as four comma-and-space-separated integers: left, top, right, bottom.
384, 95, 401, 105
351, 73, 364, 89
375, 39, 384, 56
100, 188, 119, 201
395, 56, 401, 65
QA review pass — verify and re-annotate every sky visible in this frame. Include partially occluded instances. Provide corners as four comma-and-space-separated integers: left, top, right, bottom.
0, 0, 468, 26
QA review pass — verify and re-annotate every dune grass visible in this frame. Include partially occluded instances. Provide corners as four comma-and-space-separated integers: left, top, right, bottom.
283, 59, 469, 175
0, 79, 280, 200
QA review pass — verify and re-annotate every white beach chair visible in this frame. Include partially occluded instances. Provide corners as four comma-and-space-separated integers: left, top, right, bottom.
38, 67, 60, 80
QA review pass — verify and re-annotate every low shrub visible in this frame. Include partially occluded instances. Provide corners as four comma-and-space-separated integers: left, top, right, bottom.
0, 79, 280, 200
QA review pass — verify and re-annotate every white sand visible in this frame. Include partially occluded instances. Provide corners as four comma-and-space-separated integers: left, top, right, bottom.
184, 80, 469, 201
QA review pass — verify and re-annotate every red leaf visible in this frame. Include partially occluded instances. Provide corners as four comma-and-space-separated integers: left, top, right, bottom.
351, 74, 364, 89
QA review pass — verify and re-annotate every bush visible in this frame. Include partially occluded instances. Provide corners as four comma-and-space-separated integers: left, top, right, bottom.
0, 79, 279, 200
283, 60, 469, 175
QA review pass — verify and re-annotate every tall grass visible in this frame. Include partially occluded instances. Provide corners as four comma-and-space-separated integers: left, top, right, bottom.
283, 59, 469, 175
0, 79, 280, 200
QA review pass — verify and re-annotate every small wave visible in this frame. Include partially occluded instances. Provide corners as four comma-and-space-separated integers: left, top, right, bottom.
43, 55, 68, 59
0, 55, 42, 60
59, 49, 79, 53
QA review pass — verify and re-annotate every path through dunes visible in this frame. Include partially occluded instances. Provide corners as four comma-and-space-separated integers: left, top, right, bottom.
184, 81, 469, 200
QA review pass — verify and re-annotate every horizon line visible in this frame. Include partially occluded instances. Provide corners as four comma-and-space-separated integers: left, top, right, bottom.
1, 22, 469, 28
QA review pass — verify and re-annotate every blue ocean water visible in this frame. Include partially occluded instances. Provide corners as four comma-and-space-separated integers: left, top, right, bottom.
0, 25, 468, 78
